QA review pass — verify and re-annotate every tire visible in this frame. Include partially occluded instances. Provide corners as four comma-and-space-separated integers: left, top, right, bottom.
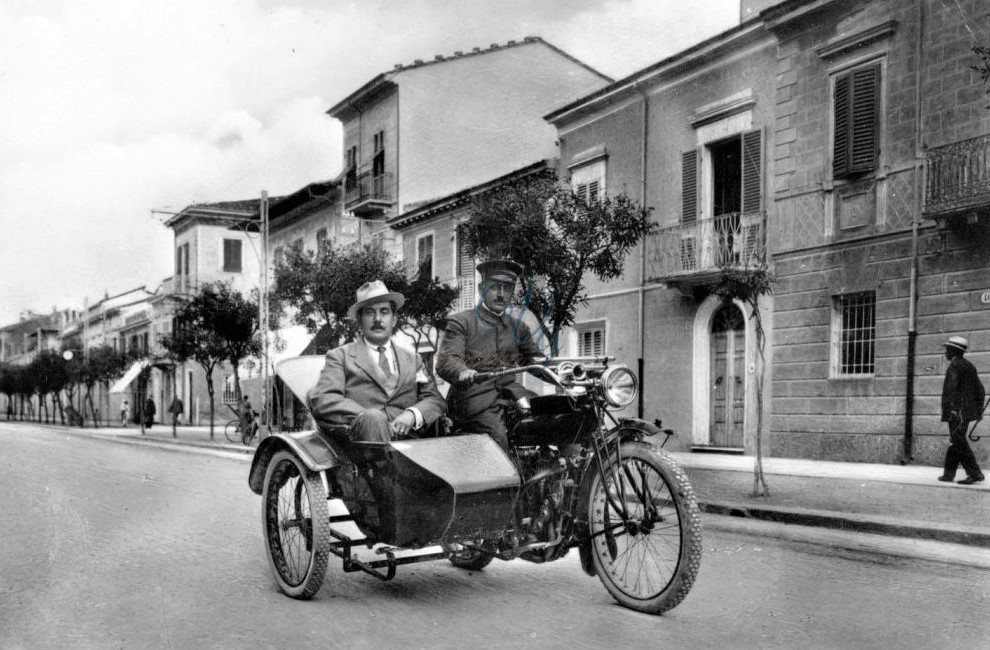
224, 420, 240, 443
586, 442, 702, 615
262, 450, 332, 599
449, 545, 494, 571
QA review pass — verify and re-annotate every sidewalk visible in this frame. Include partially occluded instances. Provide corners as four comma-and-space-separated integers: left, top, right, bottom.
17, 420, 990, 549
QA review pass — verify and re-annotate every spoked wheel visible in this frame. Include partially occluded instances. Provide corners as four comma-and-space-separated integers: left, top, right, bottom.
224, 420, 240, 443
262, 450, 332, 599
449, 544, 494, 571
587, 442, 702, 615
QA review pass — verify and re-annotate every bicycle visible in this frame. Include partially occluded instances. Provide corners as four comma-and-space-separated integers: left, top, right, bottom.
224, 416, 259, 445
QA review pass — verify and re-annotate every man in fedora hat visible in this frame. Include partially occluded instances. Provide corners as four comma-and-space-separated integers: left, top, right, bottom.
938, 336, 985, 484
308, 280, 446, 444
436, 258, 542, 450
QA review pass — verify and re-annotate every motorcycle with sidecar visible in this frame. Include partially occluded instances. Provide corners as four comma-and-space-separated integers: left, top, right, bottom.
248, 355, 702, 615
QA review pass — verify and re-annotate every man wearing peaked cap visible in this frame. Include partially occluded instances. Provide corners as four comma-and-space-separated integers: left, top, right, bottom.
938, 336, 986, 484
436, 258, 541, 450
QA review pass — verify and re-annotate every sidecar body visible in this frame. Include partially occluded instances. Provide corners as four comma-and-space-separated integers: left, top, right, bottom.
249, 356, 520, 555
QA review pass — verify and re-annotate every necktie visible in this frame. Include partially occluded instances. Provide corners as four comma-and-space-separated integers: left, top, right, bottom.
376, 346, 392, 378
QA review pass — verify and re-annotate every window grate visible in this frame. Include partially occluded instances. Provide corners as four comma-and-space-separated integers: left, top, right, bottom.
837, 292, 875, 375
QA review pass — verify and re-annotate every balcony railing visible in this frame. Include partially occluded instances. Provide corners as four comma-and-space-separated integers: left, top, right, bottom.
646, 211, 767, 283
924, 133, 990, 219
344, 171, 394, 216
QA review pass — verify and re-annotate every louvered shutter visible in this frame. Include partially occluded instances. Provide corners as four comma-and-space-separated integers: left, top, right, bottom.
681, 149, 698, 224
588, 180, 600, 202
833, 63, 880, 177
849, 64, 880, 174
741, 129, 762, 214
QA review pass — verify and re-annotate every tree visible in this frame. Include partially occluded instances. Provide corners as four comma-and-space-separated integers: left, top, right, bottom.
708, 264, 776, 497
973, 46, 990, 108
30, 351, 69, 424
207, 283, 261, 402
0, 363, 16, 420
403, 258, 460, 354
83, 345, 131, 427
272, 240, 409, 348
160, 283, 235, 439
459, 168, 656, 352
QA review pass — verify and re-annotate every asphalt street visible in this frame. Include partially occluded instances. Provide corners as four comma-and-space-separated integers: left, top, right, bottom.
1, 423, 988, 649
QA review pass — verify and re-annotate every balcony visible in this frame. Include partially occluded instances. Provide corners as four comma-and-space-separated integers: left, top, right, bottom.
344, 171, 394, 217
924, 134, 990, 222
646, 211, 767, 286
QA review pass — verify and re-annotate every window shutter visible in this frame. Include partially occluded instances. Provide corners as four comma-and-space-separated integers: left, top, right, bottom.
681, 149, 698, 224
588, 180, 600, 202
849, 64, 880, 174
833, 74, 850, 177
741, 129, 762, 214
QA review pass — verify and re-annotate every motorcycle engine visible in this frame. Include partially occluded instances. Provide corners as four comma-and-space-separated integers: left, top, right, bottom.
514, 445, 582, 563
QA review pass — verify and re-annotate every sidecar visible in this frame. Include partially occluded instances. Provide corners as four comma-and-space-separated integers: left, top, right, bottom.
247, 355, 520, 599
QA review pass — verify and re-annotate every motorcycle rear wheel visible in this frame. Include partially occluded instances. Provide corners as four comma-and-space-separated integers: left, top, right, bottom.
587, 442, 702, 614
262, 450, 332, 599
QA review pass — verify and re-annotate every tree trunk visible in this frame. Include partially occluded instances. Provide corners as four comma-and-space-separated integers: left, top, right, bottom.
206, 371, 216, 440
750, 300, 771, 497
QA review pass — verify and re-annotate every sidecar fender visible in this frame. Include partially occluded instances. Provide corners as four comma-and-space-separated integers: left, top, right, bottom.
248, 430, 341, 495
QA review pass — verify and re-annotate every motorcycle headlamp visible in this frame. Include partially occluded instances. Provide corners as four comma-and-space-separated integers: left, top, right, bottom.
599, 365, 638, 408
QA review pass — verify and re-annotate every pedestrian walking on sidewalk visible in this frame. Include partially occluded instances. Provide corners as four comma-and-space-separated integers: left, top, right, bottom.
938, 336, 986, 485
169, 396, 183, 437
144, 396, 156, 429
120, 399, 130, 427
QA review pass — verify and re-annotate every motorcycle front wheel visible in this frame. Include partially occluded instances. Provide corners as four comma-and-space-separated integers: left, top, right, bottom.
587, 442, 702, 615
262, 450, 332, 599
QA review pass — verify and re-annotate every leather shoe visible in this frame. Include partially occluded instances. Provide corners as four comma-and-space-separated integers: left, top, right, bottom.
957, 475, 985, 485
937, 475, 955, 482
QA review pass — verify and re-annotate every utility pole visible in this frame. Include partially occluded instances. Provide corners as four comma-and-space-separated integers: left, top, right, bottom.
259, 190, 271, 434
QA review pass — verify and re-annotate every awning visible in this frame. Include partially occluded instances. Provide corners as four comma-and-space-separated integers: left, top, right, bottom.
270, 325, 317, 366
110, 359, 151, 394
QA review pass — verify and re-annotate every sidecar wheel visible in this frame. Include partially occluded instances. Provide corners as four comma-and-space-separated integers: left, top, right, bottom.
449, 545, 493, 571
262, 450, 332, 599
587, 442, 702, 615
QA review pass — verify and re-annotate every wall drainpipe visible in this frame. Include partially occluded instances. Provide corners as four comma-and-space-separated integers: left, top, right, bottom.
903, 0, 925, 464
635, 81, 649, 419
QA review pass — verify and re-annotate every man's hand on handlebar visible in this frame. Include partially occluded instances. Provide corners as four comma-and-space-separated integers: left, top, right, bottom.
456, 368, 479, 386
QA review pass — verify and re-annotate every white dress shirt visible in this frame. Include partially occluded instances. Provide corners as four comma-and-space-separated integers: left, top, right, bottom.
361, 337, 423, 429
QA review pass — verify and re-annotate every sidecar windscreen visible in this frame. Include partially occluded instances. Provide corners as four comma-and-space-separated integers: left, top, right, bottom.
388, 435, 520, 548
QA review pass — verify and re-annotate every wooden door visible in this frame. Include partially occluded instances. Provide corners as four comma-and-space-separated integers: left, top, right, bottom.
710, 305, 745, 448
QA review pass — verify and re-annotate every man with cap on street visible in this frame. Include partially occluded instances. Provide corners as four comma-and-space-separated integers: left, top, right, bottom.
938, 336, 986, 484
308, 280, 446, 444
436, 258, 543, 450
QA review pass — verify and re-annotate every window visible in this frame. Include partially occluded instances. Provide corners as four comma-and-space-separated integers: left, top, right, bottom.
832, 292, 876, 376
571, 161, 605, 203
832, 62, 880, 179
175, 242, 190, 291
273, 247, 284, 267
223, 238, 242, 272
416, 233, 434, 279
576, 321, 606, 357
455, 232, 475, 311
316, 228, 328, 252
372, 131, 385, 178
222, 373, 237, 404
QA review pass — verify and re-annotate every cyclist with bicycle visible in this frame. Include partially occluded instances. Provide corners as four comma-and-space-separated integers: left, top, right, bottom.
239, 395, 259, 441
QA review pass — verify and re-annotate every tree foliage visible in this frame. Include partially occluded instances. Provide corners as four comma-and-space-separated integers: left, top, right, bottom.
458, 168, 656, 350
973, 46, 990, 108
160, 282, 251, 438
271, 241, 458, 354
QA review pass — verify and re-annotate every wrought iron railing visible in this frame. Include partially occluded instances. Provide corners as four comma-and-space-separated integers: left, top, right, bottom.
924, 133, 990, 217
344, 171, 394, 211
646, 211, 767, 282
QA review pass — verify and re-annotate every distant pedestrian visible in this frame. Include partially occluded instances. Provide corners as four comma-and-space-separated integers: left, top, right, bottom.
938, 336, 985, 485
144, 396, 156, 429
169, 396, 184, 437
120, 399, 130, 427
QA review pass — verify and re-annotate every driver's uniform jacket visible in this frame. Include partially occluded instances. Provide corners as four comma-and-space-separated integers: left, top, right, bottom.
436, 306, 542, 422
308, 339, 446, 429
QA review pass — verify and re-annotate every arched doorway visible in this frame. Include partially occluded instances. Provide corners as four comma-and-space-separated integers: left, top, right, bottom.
709, 303, 746, 448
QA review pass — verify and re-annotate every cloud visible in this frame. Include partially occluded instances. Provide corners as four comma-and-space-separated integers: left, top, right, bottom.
0, 0, 737, 324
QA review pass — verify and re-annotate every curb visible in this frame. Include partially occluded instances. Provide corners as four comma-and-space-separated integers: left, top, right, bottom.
699, 501, 990, 548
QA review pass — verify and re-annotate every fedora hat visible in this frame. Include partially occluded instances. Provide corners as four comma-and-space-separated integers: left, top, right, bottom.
477, 258, 523, 281
346, 280, 405, 321
942, 336, 969, 352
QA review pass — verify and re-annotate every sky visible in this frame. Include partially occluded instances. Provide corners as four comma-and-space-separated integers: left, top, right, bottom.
0, 0, 740, 326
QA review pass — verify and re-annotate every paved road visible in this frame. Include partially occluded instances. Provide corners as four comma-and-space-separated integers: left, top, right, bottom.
1, 424, 988, 649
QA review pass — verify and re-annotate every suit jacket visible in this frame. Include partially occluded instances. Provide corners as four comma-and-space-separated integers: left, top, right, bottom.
941, 356, 986, 422
308, 338, 446, 429
436, 307, 542, 421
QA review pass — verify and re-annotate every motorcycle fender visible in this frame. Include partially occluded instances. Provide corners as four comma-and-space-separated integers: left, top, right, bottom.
615, 418, 661, 441
247, 430, 341, 495
578, 542, 596, 577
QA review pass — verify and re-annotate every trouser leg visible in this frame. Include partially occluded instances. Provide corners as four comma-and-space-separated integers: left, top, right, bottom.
348, 410, 394, 540
461, 406, 508, 451
349, 410, 393, 442
949, 418, 982, 478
